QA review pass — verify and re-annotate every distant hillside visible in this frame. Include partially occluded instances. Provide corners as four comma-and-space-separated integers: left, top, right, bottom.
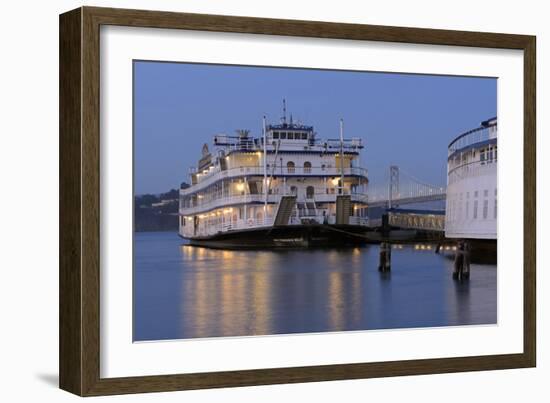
134, 184, 189, 232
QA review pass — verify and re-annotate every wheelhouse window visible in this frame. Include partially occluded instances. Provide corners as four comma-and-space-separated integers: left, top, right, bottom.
280, 132, 287, 139
287, 132, 294, 140
301, 133, 308, 140
272, 132, 279, 139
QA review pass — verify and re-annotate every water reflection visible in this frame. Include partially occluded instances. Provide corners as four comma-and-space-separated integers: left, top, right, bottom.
133, 233, 497, 341
451, 280, 472, 325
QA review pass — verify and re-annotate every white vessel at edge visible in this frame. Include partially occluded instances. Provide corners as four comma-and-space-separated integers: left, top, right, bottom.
445, 117, 498, 240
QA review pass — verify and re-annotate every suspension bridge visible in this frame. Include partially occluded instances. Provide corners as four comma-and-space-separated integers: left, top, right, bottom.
367, 165, 447, 208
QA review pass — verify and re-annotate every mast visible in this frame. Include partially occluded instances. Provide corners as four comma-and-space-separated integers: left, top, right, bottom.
263, 116, 268, 215
339, 118, 345, 195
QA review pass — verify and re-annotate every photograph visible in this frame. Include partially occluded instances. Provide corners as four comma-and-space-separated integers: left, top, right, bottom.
132, 61, 498, 342
1, 0, 542, 399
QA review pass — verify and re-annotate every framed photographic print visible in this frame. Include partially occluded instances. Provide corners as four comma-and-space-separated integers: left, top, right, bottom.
59, 6, 536, 396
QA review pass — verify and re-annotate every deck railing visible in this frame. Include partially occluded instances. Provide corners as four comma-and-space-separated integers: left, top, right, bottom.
185, 166, 368, 194
189, 216, 276, 237
447, 159, 497, 186
182, 212, 369, 238
180, 192, 369, 216
388, 212, 445, 231
448, 123, 497, 157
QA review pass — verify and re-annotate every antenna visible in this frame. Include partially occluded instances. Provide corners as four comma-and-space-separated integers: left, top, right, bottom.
282, 98, 287, 125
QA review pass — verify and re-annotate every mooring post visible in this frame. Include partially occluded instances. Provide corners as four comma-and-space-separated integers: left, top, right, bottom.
463, 240, 471, 279
379, 242, 391, 272
453, 240, 465, 280
435, 243, 441, 254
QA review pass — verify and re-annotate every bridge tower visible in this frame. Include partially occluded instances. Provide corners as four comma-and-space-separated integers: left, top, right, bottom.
388, 165, 399, 209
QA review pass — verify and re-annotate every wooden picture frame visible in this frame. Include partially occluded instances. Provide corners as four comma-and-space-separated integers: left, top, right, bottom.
59, 6, 536, 396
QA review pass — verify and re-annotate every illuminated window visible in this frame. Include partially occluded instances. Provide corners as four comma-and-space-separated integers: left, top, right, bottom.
287, 161, 295, 173
304, 161, 312, 173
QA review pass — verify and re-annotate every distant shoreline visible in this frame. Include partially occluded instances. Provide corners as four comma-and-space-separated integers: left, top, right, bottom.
134, 186, 188, 233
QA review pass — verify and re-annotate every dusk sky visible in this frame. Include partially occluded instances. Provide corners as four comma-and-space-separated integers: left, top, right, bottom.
134, 61, 496, 195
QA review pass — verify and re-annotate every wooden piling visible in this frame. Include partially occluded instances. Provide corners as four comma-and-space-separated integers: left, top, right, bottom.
453, 245, 461, 279
379, 242, 391, 272
463, 241, 471, 279
452, 240, 470, 280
